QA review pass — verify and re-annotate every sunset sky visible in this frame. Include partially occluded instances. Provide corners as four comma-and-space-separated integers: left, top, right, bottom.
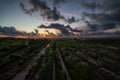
0, 0, 83, 32
0, 0, 120, 37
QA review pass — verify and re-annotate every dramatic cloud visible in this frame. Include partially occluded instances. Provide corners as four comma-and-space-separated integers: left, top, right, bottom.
66, 16, 80, 24
19, 0, 120, 35
81, 0, 120, 23
44, 30, 56, 36
85, 20, 116, 31
80, 0, 120, 31
34, 29, 39, 34
0, 26, 25, 36
52, 0, 66, 4
20, 0, 78, 24
38, 23, 70, 35
38, 23, 82, 36
80, 0, 101, 10
20, 3, 32, 15
51, 0, 67, 7
0, 25, 38, 36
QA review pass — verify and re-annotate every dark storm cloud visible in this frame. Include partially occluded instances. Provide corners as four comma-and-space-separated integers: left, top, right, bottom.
85, 21, 98, 31
83, 12, 116, 24
101, 23, 116, 30
0, 25, 26, 36
51, 0, 67, 7
52, 0, 66, 4
20, 0, 78, 24
100, 0, 120, 11
20, 0, 62, 21
85, 21, 116, 31
81, 0, 120, 23
38, 23, 70, 35
34, 29, 39, 34
28, 0, 62, 21
66, 16, 79, 24
0, 25, 39, 36
38, 23, 81, 35
20, 3, 32, 15
80, 0, 101, 10
80, 0, 120, 31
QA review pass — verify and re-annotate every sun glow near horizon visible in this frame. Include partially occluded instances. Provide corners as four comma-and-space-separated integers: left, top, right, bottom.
38, 28, 61, 36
